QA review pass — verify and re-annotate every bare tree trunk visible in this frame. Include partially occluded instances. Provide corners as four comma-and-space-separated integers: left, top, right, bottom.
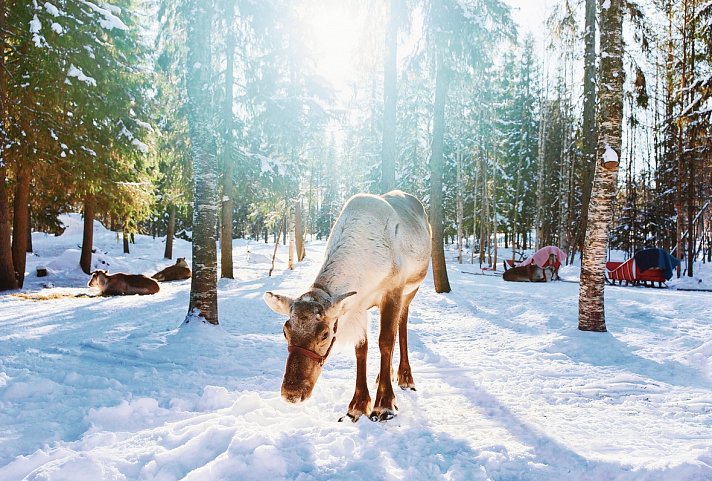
268, 219, 284, 277
675, 0, 689, 277
164, 204, 176, 259
579, 0, 597, 257
492, 163, 498, 270
578, 0, 624, 332
479, 157, 489, 266
288, 206, 295, 271
0, 0, 16, 291
535, 103, 548, 249
11, 162, 31, 287
430, 49, 451, 293
123, 225, 130, 254
220, 0, 236, 279
471, 155, 480, 264
295, 200, 306, 262
26, 205, 32, 253
80, 193, 95, 275
381, 0, 397, 193
456, 149, 463, 264
0, 167, 17, 291
185, 0, 218, 325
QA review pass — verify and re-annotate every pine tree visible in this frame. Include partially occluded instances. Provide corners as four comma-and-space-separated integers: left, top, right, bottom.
184, 0, 219, 325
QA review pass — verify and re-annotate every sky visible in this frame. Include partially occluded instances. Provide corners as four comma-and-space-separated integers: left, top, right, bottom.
504, 0, 550, 41
299, 0, 552, 104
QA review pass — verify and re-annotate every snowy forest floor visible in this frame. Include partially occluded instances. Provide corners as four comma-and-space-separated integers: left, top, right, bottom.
1, 214, 711, 481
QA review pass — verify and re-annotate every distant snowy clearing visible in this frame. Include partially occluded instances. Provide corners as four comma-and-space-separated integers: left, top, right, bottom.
1, 215, 711, 480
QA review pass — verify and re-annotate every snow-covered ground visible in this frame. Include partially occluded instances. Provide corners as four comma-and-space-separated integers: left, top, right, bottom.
1, 214, 711, 481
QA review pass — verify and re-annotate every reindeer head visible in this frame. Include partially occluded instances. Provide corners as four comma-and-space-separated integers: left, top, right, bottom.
264, 289, 356, 403
87, 270, 108, 288
176, 258, 188, 267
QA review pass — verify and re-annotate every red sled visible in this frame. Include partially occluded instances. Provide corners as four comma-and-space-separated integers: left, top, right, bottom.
605, 248, 680, 288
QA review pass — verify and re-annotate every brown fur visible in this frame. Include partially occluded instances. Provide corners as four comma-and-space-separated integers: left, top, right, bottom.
152, 258, 192, 282
88, 270, 160, 296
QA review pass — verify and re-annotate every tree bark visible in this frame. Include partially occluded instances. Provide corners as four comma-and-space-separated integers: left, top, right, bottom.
80, 193, 95, 275
0, 167, 18, 291
535, 101, 548, 249
456, 150, 463, 264
381, 0, 398, 193
26, 205, 32, 253
164, 204, 175, 259
12, 162, 32, 287
185, 0, 218, 325
220, 0, 236, 279
578, 0, 624, 332
295, 200, 306, 262
579, 0, 596, 258
675, 0, 689, 277
430, 49, 451, 293
123, 228, 130, 254
288, 205, 295, 270
0, 8, 17, 291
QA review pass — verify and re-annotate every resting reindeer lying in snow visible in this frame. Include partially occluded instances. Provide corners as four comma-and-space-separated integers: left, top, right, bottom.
264, 190, 431, 422
152, 258, 192, 282
88, 270, 160, 295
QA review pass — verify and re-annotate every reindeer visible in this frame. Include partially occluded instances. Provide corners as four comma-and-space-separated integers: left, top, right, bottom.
152, 258, 192, 282
503, 253, 558, 282
264, 190, 431, 422
88, 270, 160, 295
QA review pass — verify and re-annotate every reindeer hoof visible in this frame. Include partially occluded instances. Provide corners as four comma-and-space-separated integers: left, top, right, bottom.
339, 412, 361, 423
369, 408, 397, 422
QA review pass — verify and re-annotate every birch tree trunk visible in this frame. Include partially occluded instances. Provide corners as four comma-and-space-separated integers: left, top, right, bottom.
578, 0, 624, 332
429, 48, 451, 292
185, 0, 218, 325
381, 0, 397, 193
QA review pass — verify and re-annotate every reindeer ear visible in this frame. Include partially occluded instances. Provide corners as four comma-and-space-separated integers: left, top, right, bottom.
263, 291, 294, 315
325, 291, 357, 318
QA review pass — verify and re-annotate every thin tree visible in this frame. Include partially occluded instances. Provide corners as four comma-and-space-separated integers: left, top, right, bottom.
185, 0, 219, 325
430, 46, 451, 293
577, 0, 598, 258
220, 0, 236, 279
381, 0, 398, 193
578, 0, 624, 332
0, 4, 18, 291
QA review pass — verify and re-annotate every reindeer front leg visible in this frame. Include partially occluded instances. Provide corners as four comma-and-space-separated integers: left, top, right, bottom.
397, 289, 419, 390
371, 291, 402, 421
342, 339, 371, 422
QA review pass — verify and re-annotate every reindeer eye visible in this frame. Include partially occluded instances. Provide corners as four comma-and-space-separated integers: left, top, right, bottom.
321, 331, 329, 341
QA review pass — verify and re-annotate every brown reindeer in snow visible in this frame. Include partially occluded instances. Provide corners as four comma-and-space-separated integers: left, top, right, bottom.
88, 270, 160, 295
502, 254, 557, 282
152, 258, 192, 282
264, 190, 431, 422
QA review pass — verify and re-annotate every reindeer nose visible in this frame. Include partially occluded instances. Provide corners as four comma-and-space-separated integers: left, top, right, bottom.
281, 382, 312, 404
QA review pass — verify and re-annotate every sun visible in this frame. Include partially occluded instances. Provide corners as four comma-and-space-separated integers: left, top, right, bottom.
297, 0, 370, 101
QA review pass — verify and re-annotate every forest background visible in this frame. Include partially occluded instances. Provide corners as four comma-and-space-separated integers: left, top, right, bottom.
0, 0, 710, 308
